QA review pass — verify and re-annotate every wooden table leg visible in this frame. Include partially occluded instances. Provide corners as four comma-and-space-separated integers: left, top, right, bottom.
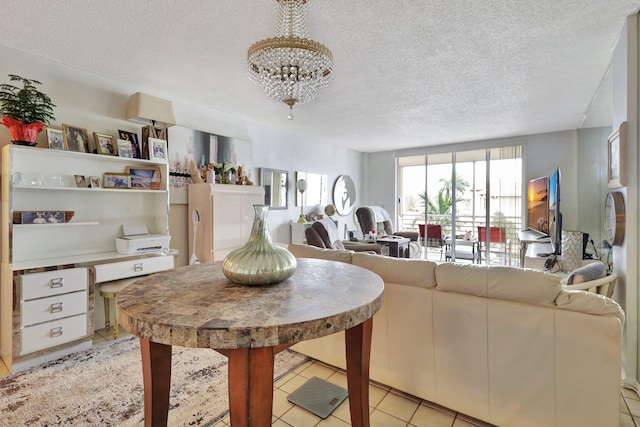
345, 318, 373, 427
140, 338, 172, 427
227, 346, 275, 427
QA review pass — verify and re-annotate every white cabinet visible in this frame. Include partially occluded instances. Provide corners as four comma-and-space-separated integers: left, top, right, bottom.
188, 183, 264, 263
290, 222, 312, 244
1, 145, 173, 371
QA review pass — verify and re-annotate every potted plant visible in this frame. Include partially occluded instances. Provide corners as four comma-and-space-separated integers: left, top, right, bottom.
0, 74, 56, 145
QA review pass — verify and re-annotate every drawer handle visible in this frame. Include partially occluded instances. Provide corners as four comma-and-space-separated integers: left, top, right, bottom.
133, 263, 144, 272
50, 278, 64, 288
50, 327, 63, 338
50, 302, 63, 313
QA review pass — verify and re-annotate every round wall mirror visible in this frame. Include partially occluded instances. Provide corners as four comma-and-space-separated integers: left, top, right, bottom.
333, 175, 356, 216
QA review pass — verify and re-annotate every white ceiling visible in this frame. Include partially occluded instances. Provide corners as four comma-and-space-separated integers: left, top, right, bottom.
1, 1, 639, 152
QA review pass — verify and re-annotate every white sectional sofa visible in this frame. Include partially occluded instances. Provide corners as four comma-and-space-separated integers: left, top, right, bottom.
288, 244, 625, 427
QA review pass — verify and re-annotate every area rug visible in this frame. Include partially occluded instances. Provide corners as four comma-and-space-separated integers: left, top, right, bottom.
0, 336, 309, 426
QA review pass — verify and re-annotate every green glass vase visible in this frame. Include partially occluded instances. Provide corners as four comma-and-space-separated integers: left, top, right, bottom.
222, 205, 297, 285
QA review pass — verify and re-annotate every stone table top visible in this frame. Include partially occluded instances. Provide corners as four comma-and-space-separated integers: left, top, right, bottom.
117, 258, 384, 350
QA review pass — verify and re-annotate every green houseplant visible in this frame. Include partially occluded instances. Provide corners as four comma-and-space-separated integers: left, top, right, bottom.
0, 74, 56, 145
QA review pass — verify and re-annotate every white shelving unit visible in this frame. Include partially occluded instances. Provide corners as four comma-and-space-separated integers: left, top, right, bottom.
1, 145, 173, 372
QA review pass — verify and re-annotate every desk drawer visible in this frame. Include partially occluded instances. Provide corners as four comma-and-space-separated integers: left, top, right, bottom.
93, 255, 174, 283
21, 291, 88, 326
21, 314, 87, 355
21, 268, 88, 301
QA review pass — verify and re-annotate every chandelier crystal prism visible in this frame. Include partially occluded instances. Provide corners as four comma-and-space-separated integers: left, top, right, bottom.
247, 0, 333, 120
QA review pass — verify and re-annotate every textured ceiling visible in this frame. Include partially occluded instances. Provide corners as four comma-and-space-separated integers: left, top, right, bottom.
1, 0, 638, 152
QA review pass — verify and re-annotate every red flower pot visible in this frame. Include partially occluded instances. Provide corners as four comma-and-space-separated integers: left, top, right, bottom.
1, 115, 46, 146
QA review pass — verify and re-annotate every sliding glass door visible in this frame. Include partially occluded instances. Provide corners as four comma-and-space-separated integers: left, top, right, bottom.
398, 146, 522, 265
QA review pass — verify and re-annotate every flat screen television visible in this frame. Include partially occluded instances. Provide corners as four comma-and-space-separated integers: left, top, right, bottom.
527, 176, 549, 235
548, 167, 562, 255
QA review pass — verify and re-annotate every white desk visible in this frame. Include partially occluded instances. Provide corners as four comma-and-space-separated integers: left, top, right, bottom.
517, 229, 552, 268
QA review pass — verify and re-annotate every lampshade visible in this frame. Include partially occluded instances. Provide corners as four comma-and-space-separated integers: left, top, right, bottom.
296, 179, 307, 192
126, 92, 176, 127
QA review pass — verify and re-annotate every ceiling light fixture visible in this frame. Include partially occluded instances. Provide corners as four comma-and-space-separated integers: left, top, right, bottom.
247, 0, 333, 120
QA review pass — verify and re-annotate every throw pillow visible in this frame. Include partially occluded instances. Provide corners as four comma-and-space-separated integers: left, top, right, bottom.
566, 262, 607, 285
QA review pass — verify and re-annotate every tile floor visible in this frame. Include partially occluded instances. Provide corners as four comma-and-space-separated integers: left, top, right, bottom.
1, 330, 639, 427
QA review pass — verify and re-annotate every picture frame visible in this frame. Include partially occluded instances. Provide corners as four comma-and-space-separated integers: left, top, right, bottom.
117, 130, 141, 159
125, 165, 161, 189
89, 176, 101, 188
21, 211, 66, 224
103, 172, 130, 189
46, 128, 65, 150
608, 121, 627, 188
117, 139, 133, 158
94, 132, 117, 156
148, 138, 167, 162
74, 175, 88, 188
142, 125, 167, 159
62, 124, 90, 153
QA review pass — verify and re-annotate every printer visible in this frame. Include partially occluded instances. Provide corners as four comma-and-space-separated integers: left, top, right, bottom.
116, 223, 171, 255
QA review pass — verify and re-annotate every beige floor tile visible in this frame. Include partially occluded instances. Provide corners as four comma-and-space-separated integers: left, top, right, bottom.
625, 387, 640, 400
620, 413, 636, 427
456, 413, 495, 427
280, 405, 321, 426
622, 397, 632, 415
453, 417, 481, 427
328, 397, 354, 424
326, 371, 348, 389
298, 362, 337, 380
279, 373, 311, 394
370, 408, 407, 427
377, 390, 420, 421
410, 403, 456, 427
316, 415, 350, 426
627, 397, 640, 417
273, 388, 295, 417
369, 383, 389, 407
272, 419, 293, 427
293, 360, 314, 374
275, 371, 299, 388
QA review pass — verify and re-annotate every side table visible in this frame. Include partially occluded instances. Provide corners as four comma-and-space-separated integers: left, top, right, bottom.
377, 236, 410, 258
118, 258, 384, 427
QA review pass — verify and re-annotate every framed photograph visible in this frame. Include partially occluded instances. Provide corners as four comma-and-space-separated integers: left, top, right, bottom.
125, 165, 161, 189
104, 172, 130, 189
148, 138, 167, 162
608, 121, 627, 188
89, 176, 101, 188
118, 130, 141, 159
117, 139, 133, 158
142, 125, 167, 159
21, 211, 66, 224
46, 128, 65, 150
94, 132, 117, 155
62, 124, 90, 153
74, 175, 88, 188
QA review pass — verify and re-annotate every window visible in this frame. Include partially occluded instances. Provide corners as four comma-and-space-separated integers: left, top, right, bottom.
398, 146, 522, 265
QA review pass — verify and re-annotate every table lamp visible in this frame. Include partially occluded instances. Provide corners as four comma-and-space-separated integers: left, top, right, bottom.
296, 179, 307, 223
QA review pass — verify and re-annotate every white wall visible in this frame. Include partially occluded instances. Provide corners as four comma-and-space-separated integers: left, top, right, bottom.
0, 46, 363, 331
363, 131, 581, 232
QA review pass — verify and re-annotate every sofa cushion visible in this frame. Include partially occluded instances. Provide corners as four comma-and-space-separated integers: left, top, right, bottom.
287, 243, 353, 264
435, 263, 563, 306
352, 252, 437, 289
555, 290, 625, 324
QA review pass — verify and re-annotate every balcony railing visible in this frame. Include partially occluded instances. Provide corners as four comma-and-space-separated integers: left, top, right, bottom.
399, 212, 522, 266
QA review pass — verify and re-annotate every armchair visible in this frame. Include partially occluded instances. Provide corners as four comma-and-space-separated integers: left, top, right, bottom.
305, 220, 381, 254
418, 223, 444, 260
564, 262, 616, 298
477, 226, 512, 265
356, 206, 420, 257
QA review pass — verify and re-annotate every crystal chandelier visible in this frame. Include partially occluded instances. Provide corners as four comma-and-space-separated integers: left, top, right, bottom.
247, 0, 333, 120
